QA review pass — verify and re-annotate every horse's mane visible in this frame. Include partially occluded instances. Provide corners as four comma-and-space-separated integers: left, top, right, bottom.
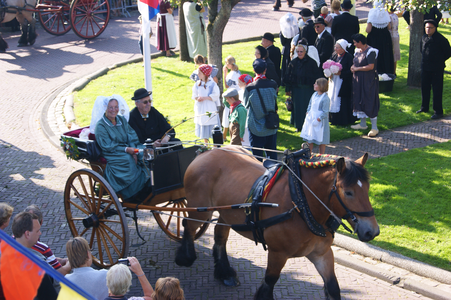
341, 160, 370, 187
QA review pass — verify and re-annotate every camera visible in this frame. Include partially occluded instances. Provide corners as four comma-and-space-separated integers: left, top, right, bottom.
118, 258, 130, 266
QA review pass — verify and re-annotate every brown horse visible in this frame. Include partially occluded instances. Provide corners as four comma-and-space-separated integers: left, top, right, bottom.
0, 0, 38, 52
175, 147, 380, 300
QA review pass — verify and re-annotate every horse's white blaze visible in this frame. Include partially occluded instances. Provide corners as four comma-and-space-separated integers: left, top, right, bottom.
357, 180, 362, 188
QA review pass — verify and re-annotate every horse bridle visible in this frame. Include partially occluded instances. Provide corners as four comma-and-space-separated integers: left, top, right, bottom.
328, 169, 375, 233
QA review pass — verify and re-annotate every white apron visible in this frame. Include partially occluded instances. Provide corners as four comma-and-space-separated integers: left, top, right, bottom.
328, 74, 342, 113
300, 93, 325, 143
156, 13, 177, 49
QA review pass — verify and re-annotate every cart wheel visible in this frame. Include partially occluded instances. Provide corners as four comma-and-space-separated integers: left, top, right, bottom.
152, 199, 210, 242
64, 169, 129, 268
38, 1, 71, 35
69, 0, 109, 39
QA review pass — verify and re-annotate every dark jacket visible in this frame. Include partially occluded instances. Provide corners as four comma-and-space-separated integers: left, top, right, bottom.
315, 30, 334, 67
264, 57, 281, 86
283, 55, 322, 91
129, 107, 174, 144
421, 30, 451, 72
331, 51, 353, 98
300, 20, 317, 46
267, 44, 282, 81
331, 12, 359, 44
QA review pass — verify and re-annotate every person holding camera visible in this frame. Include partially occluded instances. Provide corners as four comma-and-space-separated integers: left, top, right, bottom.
65, 237, 109, 300
105, 257, 153, 300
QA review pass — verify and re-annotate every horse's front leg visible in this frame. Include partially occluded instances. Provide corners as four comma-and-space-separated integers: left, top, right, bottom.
26, 15, 37, 46
307, 248, 340, 300
175, 219, 198, 267
254, 250, 287, 300
213, 218, 239, 286
16, 15, 28, 47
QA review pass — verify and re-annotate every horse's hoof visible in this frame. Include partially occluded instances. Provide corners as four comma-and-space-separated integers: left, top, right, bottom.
29, 39, 36, 46
17, 43, 27, 47
223, 277, 240, 287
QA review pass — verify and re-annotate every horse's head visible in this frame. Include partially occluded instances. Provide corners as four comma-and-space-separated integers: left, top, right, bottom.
333, 153, 380, 242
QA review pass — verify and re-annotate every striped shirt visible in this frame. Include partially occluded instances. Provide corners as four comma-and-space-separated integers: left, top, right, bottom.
32, 241, 62, 270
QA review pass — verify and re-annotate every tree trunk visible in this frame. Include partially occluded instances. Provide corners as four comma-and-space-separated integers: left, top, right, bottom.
206, 0, 240, 93
407, 9, 423, 87
179, 0, 191, 62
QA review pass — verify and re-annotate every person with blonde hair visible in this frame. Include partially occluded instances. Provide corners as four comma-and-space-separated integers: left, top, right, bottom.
300, 78, 330, 154
152, 277, 184, 300
65, 237, 108, 300
105, 257, 153, 300
222, 55, 241, 141
0, 203, 13, 230
189, 54, 219, 83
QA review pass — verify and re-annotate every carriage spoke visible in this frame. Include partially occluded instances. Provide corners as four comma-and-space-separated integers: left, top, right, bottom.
164, 212, 174, 230
68, 199, 90, 216
98, 227, 113, 264
79, 227, 89, 237
98, 201, 114, 216
98, 219, 121, 223
96, 228, 103, 263
89, 227, 96, 249
98, 225, 121, 256
96, 185, 105, 214
100, 223, 124, 242
71, 183, 91, 212
78, 176, 94, 211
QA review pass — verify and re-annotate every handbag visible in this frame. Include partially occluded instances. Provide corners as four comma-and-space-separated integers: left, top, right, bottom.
285, 97, 293, 112
256, 88, 279, 129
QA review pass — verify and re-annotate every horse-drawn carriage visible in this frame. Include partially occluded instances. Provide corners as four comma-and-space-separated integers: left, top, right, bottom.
61, 126, 380, 299
1, 0, 109, 52
61, 127, 210, 269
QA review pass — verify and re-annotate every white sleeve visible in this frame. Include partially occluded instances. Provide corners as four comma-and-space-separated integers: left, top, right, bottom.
209, 83, 220, 106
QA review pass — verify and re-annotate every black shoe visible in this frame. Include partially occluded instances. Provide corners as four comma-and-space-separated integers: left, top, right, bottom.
416, 109, 429, 114
431, 113, 443, 119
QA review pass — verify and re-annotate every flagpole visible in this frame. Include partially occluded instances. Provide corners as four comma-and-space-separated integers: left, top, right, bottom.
142, 21, 152, 91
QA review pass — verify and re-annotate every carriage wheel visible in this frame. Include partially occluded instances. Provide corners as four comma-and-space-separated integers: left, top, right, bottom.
38, 1, 71, 35
69, 0, 110, 39
152, 199, 210, 242
64, 169, 129, 268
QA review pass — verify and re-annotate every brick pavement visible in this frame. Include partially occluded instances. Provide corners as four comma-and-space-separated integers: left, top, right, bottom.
0, 0, 449, 299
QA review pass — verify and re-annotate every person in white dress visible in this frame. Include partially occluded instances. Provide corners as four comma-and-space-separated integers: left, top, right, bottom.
300, 78, 330, 154
222, 55, 241, 141
237, 74, 253, 147
192, 64, 221, 144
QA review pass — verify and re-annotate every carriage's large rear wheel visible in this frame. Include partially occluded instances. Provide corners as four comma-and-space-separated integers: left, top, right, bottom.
69, 0, 109, 39
152, 199, 210, 242
64, 169, 129, 268
38, 0, 71, 35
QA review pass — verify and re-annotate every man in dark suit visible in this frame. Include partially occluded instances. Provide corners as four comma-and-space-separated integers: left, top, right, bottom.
331, 0, 359, 53
417, 20, 451, 119
314, 17, 334, 69
262, 32, 282, 83
299, 8, 317, 46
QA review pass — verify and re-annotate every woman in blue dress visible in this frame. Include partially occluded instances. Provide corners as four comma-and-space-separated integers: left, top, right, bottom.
95, 98, 150, 200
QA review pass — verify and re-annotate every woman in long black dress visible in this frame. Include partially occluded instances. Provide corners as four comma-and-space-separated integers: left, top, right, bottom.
350, 34, 380, 137
328, 39, 357, 126
284, 39, 322, 132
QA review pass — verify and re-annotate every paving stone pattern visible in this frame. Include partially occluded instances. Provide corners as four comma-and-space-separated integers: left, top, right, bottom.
0, 0, 448, 299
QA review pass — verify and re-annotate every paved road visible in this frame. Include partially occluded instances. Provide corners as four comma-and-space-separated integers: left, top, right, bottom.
0, 0, 447, 299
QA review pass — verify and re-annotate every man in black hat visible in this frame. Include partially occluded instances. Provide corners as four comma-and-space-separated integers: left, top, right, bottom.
313, 17, 334, 69
331, 0, 359, 53
262, 32, 281, 82
129, 88, 178, 146
299, 8, 317, 46
417, 20, 451, 119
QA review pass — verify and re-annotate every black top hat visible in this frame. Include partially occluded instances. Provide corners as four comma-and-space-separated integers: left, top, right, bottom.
341, 0, 353, 9
132, 88, 152, 100
424, 19, 438, 27
313, 17, 327, 26
262, 32, 275, 42
299, 8, 313, 17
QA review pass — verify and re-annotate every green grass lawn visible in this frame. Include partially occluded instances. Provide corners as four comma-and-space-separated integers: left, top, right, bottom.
72, 20, 451, 270
339, 141, 451, 271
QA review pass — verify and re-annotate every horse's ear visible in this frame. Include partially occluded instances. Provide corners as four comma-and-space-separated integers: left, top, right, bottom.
355, 153, 368, 167
336, 157, 346, 174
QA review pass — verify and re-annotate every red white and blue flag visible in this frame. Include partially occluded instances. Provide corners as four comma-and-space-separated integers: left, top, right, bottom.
138, 0, 159, 92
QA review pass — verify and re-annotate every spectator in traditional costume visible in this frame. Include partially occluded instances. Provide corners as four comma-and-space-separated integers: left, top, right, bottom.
183, 1, 207, 59
222, 56, 241, 141
284, 39, 322, 132
313, 17, 334, 69
156, 0, 177, 57
366, 0, 394, 75
190, 54, 219, 83
417, 19, 451, 119
350, 34, 380, 137
255, 45, 280, 86
331, 0, 359, 54
262, 32, 282, 82
279, 13, 298, 85
327, 39, 357, 126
